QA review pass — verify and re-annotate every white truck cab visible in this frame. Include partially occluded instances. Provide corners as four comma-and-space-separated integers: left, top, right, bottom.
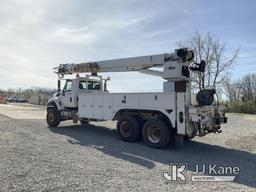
60, 76, 102, 108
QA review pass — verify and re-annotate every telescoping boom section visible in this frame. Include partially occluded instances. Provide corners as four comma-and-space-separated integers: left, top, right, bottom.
54, 48, 194, 79
47, 48, 227, 149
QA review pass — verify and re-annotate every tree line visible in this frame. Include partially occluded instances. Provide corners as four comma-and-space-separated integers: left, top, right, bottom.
223, 73, 256, 114
0, 87, 57, 98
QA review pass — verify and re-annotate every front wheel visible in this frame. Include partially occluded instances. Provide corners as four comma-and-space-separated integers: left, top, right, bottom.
46, 108, 61, 127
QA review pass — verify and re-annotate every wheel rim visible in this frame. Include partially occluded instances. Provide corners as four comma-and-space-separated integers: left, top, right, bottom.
119, 121, 131, 137
147, 125, 161, 143
47, 112, 54, 123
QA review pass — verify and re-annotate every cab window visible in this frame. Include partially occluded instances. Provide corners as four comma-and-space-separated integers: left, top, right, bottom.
63, 80, 72, 92
88, 81, 101, 90
79, 81, 87, 90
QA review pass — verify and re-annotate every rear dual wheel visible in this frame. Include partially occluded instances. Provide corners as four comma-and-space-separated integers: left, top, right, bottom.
117, 115, 141, 142
117, 115, 174, 149
142, 119, 172, 149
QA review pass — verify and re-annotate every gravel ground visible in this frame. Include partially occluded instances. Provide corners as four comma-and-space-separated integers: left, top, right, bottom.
0, 104, 255, 192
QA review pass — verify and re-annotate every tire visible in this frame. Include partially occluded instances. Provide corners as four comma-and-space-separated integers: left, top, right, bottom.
142, 119, 171, 149
117, 115, 141, 142
46, 108, 61, 127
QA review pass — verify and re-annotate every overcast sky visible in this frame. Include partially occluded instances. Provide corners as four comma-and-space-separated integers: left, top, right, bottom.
0, 0, 255, 91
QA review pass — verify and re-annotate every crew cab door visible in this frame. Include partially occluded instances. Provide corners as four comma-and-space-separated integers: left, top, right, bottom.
61, 79, 76, 108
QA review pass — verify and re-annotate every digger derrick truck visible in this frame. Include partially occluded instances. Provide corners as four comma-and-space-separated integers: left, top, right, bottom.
46, 48, 227, 148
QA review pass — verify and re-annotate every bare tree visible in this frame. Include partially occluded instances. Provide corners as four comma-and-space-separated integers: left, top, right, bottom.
241, 73, 256, 101
177, 32, 239, 90
223, 77, 242, 103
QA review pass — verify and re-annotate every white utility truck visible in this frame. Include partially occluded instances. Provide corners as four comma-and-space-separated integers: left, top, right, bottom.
46, 48, 227, 148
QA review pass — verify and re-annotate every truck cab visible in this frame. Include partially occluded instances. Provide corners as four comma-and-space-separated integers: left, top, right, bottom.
47, 75, 105, 115
60, 75, 103, 108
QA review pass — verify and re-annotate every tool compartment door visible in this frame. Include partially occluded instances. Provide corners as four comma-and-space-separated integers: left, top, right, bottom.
78, 94, 94, 119
94, 94, 103, 119
103, 95, 113, 120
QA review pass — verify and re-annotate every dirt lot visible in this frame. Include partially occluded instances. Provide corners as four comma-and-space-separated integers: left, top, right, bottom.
0, 103, 255, 192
